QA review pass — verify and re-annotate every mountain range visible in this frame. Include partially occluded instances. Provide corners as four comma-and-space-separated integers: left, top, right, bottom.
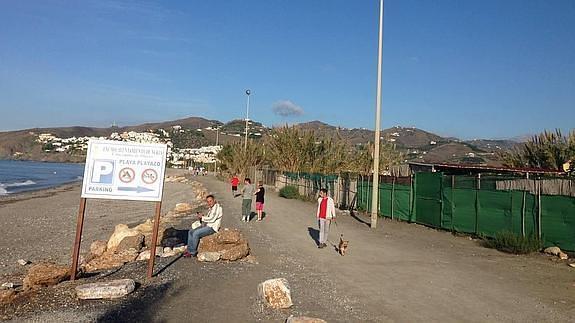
0, 116, 523, 165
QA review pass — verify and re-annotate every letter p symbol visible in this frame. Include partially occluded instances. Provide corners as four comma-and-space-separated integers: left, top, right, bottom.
91, 160, 115, 184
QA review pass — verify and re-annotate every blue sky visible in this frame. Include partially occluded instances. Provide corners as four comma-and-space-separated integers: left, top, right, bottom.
0, 0, 573, 139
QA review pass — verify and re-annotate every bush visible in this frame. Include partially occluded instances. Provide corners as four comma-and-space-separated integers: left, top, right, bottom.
279, 186, 299, 199
482, 231, 542, 254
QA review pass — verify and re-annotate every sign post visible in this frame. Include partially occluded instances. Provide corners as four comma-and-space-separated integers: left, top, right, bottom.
70, 140, 168, 280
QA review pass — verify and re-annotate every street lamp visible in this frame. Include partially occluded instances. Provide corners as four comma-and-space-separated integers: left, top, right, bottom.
214, 125, 220, 174
371, 0, 384, 229
244, 89, 251, 150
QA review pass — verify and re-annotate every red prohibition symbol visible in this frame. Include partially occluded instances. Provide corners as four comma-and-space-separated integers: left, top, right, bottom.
118, 167, 135, 183
141, 168, 158, 184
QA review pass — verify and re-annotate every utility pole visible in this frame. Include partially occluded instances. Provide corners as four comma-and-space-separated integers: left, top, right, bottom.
371, 0, 384, 229
244, 89, 251, 150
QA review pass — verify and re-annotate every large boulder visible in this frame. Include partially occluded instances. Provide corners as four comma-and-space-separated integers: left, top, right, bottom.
174, 203, 193, 215
83, 249, 139, 272
107, 224, 141, 251
90, 240, 107, 258
135, 219, 178, 248
258, 278, 293, 309
197, 228, 250, 261
23, 262, 70, 290
215, 229, 242, 244
116, 234, 144, 252
220, 242, 250, 261
76, 279, 136, 300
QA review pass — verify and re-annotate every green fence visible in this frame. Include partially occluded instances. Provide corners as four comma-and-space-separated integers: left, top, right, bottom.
356, 172, 575, 251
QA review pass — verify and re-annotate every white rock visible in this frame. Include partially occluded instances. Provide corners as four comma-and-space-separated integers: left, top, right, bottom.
544, 246, 569, 259
17, 259, 29, 266
136, 247, 163, 261
136, 251, 151, 261
544, 246, 562, 256
107, 224, 141, 251
173, 245, 187, 253
197, 252, 221, 262
569, 263, 575, 268
1, 282, 14, 289
75, 279, 136, 300
257, 278, 293, 309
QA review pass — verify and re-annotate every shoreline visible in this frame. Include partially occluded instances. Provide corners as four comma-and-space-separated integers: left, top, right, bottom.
0, 181, 82, 206
0, 169, 193, 276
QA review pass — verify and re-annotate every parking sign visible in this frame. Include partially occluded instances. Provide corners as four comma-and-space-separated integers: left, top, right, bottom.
81, 140, 167, 201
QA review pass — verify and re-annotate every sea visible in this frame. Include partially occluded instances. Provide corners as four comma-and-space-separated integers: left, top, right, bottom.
0, 160, 85, 196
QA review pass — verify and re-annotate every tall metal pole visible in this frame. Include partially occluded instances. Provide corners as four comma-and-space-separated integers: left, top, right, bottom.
214, 126, 220, 174
370, 0, 384, 229
244, 89, 251, 150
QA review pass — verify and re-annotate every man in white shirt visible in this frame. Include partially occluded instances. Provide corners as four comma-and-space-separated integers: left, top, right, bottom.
183, 194, 223, 257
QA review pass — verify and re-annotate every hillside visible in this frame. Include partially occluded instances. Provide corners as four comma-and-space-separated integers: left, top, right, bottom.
0, 117, 520, 165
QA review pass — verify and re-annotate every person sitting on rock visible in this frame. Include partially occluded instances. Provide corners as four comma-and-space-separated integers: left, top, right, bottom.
183, 194, 223, 258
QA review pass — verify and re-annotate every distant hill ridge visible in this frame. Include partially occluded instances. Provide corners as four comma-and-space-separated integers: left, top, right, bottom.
0, 116, 521, 165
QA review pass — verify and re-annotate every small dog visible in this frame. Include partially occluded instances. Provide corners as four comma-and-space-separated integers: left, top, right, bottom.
338, 234, 349, 256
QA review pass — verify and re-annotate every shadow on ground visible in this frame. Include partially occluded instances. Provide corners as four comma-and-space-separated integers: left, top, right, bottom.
96, 282, 174, 323
307, 227, 319, 246
349, 210, 371, 228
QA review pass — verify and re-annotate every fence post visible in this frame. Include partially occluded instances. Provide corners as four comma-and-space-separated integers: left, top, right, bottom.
537, 179, 542, 239
391, 176, 395, 220
439, 174, 444, 228
451, 175, 455, 232
521, 190, 526, 237
410, 173, 415, 222
475, 173, 481, 235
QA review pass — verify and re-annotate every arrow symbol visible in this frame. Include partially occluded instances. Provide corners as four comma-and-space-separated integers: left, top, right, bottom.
117, 186, 155, 193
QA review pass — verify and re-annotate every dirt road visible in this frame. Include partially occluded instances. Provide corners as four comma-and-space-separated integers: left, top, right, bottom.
153, 176, 575, 322
2, 174, 574, 322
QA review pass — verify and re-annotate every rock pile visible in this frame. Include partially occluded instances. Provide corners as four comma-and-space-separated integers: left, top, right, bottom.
81, 181, 250, 272
164, 175, 190, 183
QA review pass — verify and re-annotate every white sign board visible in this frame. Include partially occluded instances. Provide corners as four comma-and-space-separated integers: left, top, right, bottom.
81, 140, 167, 202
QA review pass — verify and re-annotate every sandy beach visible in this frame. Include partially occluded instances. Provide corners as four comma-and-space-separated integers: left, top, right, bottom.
0, 169, 193, 276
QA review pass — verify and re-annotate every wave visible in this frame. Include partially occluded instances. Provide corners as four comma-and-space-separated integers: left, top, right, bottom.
3, 180, 37, 187
0, 186, 7, 195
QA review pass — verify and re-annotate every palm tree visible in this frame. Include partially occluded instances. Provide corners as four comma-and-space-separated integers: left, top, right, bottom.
502, 129, 575, 170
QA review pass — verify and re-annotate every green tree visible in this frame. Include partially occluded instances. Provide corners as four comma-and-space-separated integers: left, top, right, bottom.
347, 142, 403, 175
217, 141, 265, 177
502, 129, 575, 170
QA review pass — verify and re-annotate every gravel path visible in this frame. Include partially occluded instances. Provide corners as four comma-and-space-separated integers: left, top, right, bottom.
1, 173, 574, 322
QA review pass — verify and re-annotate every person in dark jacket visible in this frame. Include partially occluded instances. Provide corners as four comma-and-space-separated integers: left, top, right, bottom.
254, 181, 265, 221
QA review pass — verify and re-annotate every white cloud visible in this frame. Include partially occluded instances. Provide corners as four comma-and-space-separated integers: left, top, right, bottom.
272, 100, 304, 117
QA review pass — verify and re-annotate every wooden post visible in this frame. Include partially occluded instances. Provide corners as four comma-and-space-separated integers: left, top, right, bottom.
70, 198, 87, 281
147, 201, 163, 279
